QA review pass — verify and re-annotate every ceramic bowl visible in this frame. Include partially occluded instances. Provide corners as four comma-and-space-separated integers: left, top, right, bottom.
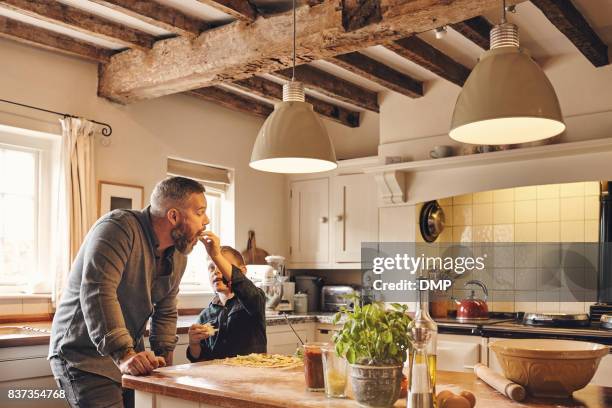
490, 339, 609, 398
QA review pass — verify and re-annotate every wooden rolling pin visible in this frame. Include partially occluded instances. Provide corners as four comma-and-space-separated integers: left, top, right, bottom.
474, 363, 526, 402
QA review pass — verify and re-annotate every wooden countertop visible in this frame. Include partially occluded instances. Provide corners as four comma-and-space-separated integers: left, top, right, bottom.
123, 362, 612, 408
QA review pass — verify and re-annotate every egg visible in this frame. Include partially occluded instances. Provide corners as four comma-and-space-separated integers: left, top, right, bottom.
442, 394, 471, 408
459, 390, 476, 408
436, 390, 455, 407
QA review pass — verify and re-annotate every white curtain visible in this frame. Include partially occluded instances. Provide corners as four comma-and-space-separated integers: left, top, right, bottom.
52, 117, 97, 306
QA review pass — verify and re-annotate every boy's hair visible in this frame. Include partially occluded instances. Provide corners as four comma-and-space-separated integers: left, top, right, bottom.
220, 246, 246, 267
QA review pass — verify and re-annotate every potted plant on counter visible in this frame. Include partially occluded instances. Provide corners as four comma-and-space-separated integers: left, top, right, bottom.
333, 299, 412, 408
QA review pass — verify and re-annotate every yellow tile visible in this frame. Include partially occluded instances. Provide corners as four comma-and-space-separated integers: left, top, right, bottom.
515, 186, 537, 201
515, 223, 537, 242
493, 202, 514, 224
438, 197, 453, 206
440, 205, 453, 227
560, 220, 585, 242
536, 301, 560, 313
515, 200, 537, 223
490, 301, 515, 312
584, 181, 601, 196
585, 220, 599, 242
453, 205, 472, 226
473, 225, 493, 242
452, 226, 472, 243
584, 195, 600, 220
473, 191, 493, 203
453, 193, 473, 205
536, 198, 559, 222
515, 301, 538, 313
559, 302, 584, 314
493, 188, 514, 202
537, 184, 560, 199
438, 226, 452, 243
473, 203, 493, 225
560, 197, 584, 221
494, 224, 514, 242
559, 182, 585, 197
537, 221, 560, 242
584, 302, 597, 313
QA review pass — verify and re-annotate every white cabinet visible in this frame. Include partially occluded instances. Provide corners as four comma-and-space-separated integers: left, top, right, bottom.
289, 172, 379, 268
289, 178, 330, 264
437, 334, 484, 373
332, 174, 379, 263
266, 323, 315, 355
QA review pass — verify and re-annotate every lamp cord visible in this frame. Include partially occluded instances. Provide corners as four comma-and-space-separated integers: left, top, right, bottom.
501, 0, 507, 24
292, 0, 296, 81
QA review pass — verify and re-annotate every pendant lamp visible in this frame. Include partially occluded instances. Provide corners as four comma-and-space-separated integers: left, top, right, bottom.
449, 1, 565, 145
249, 0, 337, 173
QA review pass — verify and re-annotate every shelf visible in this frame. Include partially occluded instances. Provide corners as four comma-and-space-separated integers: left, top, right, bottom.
364, 137, 612, 174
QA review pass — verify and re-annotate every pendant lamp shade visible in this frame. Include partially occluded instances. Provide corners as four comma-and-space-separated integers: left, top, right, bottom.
450, 24, 565, 145
250, 94, 337, 174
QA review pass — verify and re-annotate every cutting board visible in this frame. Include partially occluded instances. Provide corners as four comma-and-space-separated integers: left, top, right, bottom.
242, 230, 269, 265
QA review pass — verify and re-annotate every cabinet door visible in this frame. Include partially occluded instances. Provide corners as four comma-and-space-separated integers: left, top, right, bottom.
332, 174, 379, 263
290, 178, 329, 263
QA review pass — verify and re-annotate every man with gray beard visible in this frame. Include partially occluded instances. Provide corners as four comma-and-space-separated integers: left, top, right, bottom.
49, 177, 211, 408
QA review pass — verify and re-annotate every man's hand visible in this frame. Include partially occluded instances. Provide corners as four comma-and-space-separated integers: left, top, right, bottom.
200, 231, 221, 258
118, 350, 166, 376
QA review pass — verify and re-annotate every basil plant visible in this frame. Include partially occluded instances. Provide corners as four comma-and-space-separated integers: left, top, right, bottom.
332, 297, 412, 366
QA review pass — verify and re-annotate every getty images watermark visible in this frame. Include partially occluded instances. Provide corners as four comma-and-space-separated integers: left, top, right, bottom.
371, 252, 487, 292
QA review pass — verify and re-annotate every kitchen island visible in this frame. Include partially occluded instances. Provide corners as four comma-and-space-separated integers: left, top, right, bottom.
124, 361, 612, 408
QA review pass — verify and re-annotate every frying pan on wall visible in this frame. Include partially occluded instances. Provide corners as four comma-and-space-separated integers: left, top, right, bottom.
419, 200, 446, 243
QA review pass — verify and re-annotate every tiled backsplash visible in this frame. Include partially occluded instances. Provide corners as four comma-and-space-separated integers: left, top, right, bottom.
0, 296, 53, 316
417, 181, 601, 314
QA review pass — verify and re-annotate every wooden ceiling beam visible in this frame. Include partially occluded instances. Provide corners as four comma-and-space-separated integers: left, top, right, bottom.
98, 0, 527, 103
385, 36, 471, 87
0, 15, 112, 62
231, 76, 360, 127
272, 65, 379, 112
196, 1, 257, 22
451, 16, 492, 50
329, 51, 423, 98
531, 0, 608, 67
88, 0, 208, 38
188, 87, 273, 119
0, 0, 156, 50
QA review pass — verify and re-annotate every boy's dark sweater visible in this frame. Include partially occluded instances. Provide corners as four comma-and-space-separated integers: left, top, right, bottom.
187, 265, 267, 362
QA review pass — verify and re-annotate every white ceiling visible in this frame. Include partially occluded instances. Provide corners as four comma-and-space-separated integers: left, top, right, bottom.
0, 0, 610, 112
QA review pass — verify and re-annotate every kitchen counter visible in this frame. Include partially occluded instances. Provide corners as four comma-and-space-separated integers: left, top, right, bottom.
0, 312, 339, 348
124, 362, 612, 408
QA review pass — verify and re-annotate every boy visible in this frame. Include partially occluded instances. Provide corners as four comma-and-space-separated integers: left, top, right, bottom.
187, 243, 267, 362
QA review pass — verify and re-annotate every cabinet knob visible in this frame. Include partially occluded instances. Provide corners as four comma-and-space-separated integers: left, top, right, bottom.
320, 216, 328, 223
336, 215, 344, 222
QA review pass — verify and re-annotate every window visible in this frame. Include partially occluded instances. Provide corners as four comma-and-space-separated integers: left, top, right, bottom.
166, 157, 233, 293
0, 126, 59, 293
180, 189, 223, 292
0, 146, 38, 286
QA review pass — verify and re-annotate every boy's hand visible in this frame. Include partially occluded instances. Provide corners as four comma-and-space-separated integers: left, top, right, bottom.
200, 231, 221, 258
188, 323, 214, 344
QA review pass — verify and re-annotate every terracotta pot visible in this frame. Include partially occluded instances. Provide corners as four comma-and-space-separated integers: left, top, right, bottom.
349, 364, 402, 408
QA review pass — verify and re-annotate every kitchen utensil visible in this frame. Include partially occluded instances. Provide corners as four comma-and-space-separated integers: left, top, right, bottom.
321, 285, 356, 312
265, 255, 294, 311
489, 339, 609, 398
295, 275, 324, 312
419, 201, 446, 243
283, 314, 304, 346
523, 312, 590, 327
429, 145, 453, 159
453, 280, 488, 320
294, 293, 308, 314
260, 267, 283, 313
242, 230, 269, 265
473, 363, 525, 402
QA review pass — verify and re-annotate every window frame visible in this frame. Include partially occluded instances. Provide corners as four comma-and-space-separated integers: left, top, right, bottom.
0, 127, 59, 294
